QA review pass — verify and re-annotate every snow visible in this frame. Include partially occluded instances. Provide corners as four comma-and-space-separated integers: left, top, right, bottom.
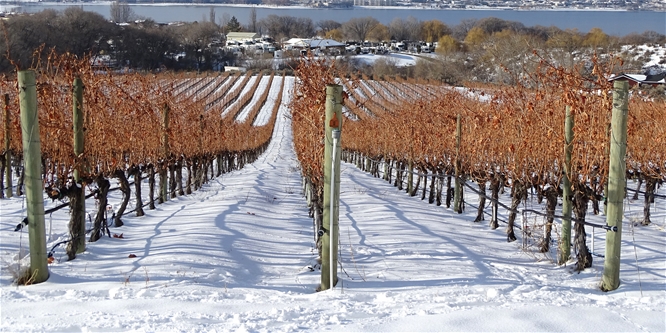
353, 53, 418, 67
1, 80, 665, 331
621, 44, 666, 71
254, 77, 293, 127
222, 75, 258, 118
235, 76, 272, 123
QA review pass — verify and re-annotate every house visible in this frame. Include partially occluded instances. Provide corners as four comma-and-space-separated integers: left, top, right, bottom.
282, 38, 346, 55
226, 32, 260, 44
609, 73, 666, 87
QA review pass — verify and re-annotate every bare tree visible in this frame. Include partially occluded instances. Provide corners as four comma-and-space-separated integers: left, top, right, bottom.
476, 17, 525, 35
451, 18, 477, 40
404, 16, 422, 41
481, 30, 544, 84
248, 7, 258, 32
176, 22, 222, 71
259, 15, 314, 41
115, 21, 178, 70
368, 24, 389, 42
219, 13, 231, 34
317, 20, 341, 36
209, 7, 216, 25
57, 8, 115, 56
545, 28, 584, 68
389, 18, 409, 41
110, 1, 134, 23
0, 10, 59, 70
342, 17, 379, 42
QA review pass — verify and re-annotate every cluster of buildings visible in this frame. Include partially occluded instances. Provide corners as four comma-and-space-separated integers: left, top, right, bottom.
224, 32, 437, 59
313, 0, 665, 10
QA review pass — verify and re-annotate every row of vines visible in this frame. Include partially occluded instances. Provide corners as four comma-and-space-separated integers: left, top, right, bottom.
0, 52, 285, 260
290, 54, 665, 271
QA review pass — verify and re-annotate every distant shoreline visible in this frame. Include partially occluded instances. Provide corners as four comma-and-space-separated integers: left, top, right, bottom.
4, 1, 665, 13
6, 1, 664, 35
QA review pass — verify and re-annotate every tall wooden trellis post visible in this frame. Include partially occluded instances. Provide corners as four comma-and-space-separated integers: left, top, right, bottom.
18, 70, 49, 283
320, 84, 342, 291
601, 79, 629, 291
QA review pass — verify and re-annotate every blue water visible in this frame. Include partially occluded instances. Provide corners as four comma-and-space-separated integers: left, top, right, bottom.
20, 4, 666, 36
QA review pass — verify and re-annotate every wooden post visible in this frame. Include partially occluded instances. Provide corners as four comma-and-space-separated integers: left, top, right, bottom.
72, 77, 86, 254
18, 70, 48, 283
453, 114, 463, 214
407, 127, 414, 195
601, 80, 629, 292
603, 123, 611, 215
159, 103, 169, 203
559, 106, 574, 265
320, 84, 342, 291
4, 94, 12, 198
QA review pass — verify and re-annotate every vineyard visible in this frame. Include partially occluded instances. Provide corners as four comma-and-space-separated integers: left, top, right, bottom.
1, 53, 664, 284
1, 53, 290, 261
0, 53, 665, 331
291, 55, 665, 277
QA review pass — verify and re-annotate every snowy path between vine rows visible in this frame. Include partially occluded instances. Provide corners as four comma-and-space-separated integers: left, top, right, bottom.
2, 92, 665, 332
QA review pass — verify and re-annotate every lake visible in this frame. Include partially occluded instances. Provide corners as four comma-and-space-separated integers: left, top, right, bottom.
19, 3, 666, 36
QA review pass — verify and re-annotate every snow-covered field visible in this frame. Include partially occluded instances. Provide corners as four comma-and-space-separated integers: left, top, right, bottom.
1, 85, 665, 331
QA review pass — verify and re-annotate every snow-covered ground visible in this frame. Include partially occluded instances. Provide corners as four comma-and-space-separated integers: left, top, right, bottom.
353, 53, 419, 68
1, 85, 665, 331
621, 44, 666, 72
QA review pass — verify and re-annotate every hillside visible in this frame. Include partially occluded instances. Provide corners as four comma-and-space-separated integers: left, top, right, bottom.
1, 76, 665, 331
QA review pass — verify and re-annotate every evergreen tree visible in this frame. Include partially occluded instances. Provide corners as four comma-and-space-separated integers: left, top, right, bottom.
226, 16, 242, 32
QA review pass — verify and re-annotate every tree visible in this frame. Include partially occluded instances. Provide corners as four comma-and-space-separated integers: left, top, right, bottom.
451, 18, 477, 40
388, 16, 422, 42
325, 29, 344, 42
483, 30, 543, 84
115, 22, 177, 70
583, 27, 610, 49
0, 10, 59, 71
404, 16, 422, 42
259, 15, 314, 41
389, 18, 409, 41
317, 20, 342, 37
464, 26, 488, 48
176, 22, 222, 71
421, 20, 451, 44
436, 35, 460, 55
57, 8, 115, 57
368, 24, 389, 42
641, 30, 666, 44
209, 7, 216, 25
476, 17, 525, 35
110, 1, 134, 23
342, 17, 380, 42
219, 13, 231, 33
226, 16, 242, 32
248, 7, 258, 32
546, 28, 584, 68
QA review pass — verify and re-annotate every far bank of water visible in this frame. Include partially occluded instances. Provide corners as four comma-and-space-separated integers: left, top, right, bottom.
19, 3, 666, 36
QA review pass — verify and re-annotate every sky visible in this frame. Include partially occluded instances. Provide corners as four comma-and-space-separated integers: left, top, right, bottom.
1, 75, 665, 332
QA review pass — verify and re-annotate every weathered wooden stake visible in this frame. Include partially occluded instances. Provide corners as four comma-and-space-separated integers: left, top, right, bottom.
559, 105, 574, 265
601, 79, 629, 292
72, 77, 86, 254
18, 70, 49, 283
320, 84, 342, 291
407, 127, 414, 195
453, 114, 463, 214
4, 93, 12, 198
159, 103, 169, 203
